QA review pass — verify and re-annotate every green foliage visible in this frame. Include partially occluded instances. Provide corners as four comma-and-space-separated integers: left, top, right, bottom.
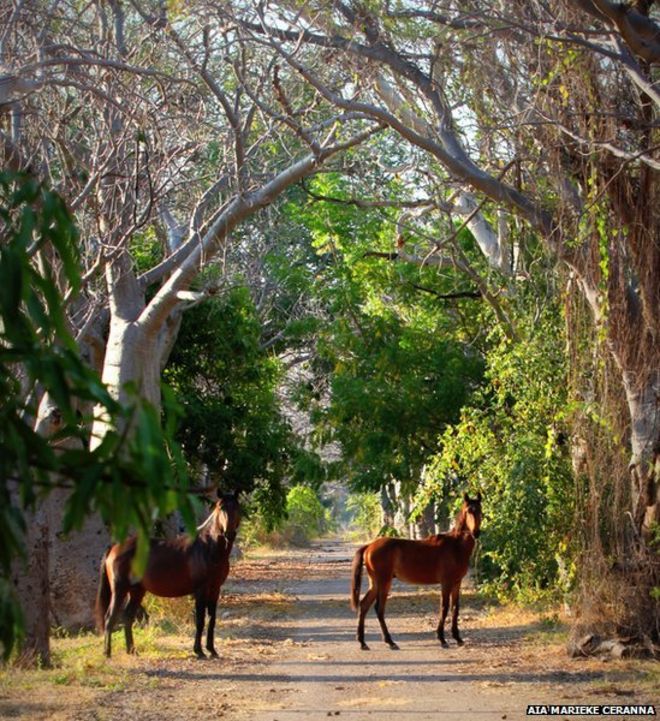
0, 172, 195, 660
129, 228, 163, 276
422, 309, 574, 598
164, 286, 316, 519
241, 484, 327, 547
346, 492, 382, 539
281, 485, 327, 545
284, 173, 484, 494
320, 312, 483, 492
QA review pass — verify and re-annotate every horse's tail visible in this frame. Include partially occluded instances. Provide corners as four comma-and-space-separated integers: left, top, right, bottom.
350, 545, 368, 611
95, 547, 112, 632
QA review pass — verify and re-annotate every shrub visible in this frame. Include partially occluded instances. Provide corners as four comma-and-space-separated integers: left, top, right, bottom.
280, 485, 327, 545
346, 492, 382, 540
241, 485, 327, 547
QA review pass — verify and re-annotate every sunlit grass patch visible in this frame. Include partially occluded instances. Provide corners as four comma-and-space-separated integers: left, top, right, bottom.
143, 595, 194, 635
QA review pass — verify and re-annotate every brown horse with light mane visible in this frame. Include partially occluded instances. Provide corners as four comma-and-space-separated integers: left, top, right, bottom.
96, 493, 240, 658
351, 492, 482, 650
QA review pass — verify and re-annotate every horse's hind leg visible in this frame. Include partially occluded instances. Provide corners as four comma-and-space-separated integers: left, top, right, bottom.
436, 586, 450, 648
123, 586, 146, 655
450, 583, 464, 646
104, 583, 129, 658
357, 586, 377, 650
375, 582, 398, 650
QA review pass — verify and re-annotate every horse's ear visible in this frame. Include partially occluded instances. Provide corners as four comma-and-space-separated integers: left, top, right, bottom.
463, 492, 470, 503
476, 491, 482, 503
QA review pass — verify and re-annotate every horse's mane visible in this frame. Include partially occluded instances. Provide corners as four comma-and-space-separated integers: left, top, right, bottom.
425, 532, 451, 544
196, 497, 240, 543
450, 504, 469, 535
196, 506, 225, 541
196, 510, 216, 533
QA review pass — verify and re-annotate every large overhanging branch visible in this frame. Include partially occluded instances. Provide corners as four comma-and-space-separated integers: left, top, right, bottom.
137, 121, 385, 335
612, 37, 660, 108
248, 29, 555, 242
581, 0, 660, 63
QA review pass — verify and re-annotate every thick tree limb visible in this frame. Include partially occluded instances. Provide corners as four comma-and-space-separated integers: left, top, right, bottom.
138, 122, 385, 336
586, 0, 660, 62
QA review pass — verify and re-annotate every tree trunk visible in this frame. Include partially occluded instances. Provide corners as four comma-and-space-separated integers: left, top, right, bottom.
380, 483, 396, 528
12, 394, 62, 664
91, 251, 159, 442
48, 501, 108, 631
415, 501, 437, 538
623, 370, 660, 537
12, 508, 50, 667
46, 307, 182, 631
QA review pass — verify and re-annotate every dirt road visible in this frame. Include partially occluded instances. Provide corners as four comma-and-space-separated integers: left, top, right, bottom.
217, 540, 656, 721
1, 539, 656, 721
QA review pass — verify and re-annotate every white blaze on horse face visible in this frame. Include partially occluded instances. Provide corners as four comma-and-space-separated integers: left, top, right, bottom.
466, 507, 480, 536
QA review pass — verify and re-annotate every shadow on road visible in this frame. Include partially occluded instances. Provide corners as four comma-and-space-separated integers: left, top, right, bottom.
142, 666, 604, 686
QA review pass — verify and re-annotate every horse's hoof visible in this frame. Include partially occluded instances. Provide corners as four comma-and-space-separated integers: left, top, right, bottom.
207, 650, 219, 659
388, 642, 400, 651
455, 639, 465, 646
360, 643, 370, 651
194, 650, 206, 659
439, 640, 449, 648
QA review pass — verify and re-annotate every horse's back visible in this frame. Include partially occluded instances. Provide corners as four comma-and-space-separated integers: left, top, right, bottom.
364, 535, 468, 586
106, 530, 233, 598
106, 536, 196, 597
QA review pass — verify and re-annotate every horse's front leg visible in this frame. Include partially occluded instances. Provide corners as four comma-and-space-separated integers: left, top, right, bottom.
205, 594, 219, 658
450, 583, 464, 646
436, 586, 450, 648
193, 592, 206, 658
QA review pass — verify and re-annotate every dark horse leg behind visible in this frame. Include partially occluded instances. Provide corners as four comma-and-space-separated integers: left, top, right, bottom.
122, 585, 146, 655
436, 582, 464, 647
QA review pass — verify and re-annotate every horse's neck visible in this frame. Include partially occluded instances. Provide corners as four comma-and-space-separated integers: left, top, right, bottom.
447, 515, 476, 555
429, 529, 474, 550
450, 510, 470, 537
224, 533, 236, 556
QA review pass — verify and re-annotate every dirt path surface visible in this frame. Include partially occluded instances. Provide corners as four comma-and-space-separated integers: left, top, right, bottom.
221, 541, 656, 721
1, 539, 656, 721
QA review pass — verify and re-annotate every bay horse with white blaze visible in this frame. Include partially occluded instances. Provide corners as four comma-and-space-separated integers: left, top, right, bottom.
351, 492, 482, 650
96, 493, 240, 658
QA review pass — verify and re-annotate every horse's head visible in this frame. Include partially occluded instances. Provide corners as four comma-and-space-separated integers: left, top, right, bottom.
461, 491, 483, 539
215, 492, 241, 540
